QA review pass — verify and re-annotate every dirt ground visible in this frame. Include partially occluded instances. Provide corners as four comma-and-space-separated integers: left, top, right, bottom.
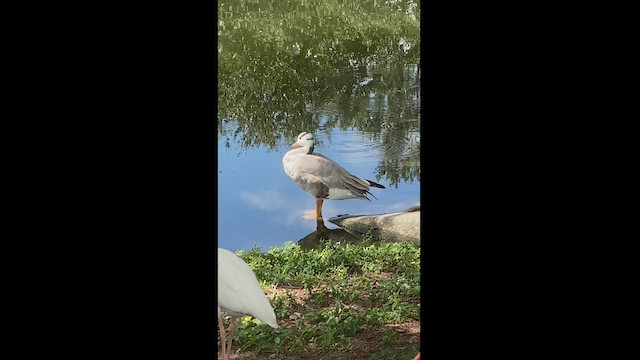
226, 320, 420, 360
221, 285, 421, 360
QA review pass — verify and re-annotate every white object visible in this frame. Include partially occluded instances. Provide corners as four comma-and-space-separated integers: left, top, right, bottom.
218, 248, 278, 360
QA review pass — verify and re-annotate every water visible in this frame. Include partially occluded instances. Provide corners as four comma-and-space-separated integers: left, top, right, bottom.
218, 123, 420, 252
217, 1, 420, 251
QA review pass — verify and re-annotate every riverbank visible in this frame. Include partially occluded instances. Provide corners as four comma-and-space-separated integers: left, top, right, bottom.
220, 241, 421, 359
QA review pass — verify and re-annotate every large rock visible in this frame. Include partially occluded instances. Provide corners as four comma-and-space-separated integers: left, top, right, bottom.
328, 205, 420, 245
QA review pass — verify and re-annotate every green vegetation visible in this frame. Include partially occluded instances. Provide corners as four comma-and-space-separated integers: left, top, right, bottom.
218, 0, 420, 187
220, 241, 421, 359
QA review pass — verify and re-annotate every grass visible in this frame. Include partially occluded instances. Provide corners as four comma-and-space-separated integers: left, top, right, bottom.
220, 241, 421, 360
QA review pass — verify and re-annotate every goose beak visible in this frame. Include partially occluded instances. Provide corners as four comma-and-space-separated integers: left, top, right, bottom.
291, 142, 301, 148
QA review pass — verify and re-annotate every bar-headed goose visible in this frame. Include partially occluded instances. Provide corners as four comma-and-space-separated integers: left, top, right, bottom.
283, 132, 385, 219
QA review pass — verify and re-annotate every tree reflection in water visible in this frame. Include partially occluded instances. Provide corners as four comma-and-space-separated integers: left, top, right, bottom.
218, 0, 420, 187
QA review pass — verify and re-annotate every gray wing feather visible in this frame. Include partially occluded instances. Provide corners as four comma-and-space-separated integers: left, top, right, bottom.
292, 172, 330, 198
292, 153, 374, 198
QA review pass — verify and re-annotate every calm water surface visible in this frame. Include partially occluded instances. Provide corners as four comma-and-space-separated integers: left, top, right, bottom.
217, 1, 420, 251
218, 124, 420, 252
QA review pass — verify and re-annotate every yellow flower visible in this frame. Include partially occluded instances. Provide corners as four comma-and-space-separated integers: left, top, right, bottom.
241, 315, 253, 326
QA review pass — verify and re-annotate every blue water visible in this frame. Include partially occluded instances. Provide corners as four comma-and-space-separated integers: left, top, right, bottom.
218, 127, 420, 252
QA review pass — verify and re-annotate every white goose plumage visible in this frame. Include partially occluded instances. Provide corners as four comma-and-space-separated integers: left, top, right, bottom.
282, 132, 385, 218
218, 248, 278, 360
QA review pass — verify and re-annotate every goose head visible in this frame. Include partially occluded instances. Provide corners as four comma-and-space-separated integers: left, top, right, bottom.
292, 132, 315, 154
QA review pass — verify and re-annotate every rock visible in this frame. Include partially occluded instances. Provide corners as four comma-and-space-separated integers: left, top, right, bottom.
328, 205, 420, 245
296, 220, 363, 250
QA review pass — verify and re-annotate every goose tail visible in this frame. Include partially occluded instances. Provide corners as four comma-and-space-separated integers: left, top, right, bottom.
365, 179, 386, 189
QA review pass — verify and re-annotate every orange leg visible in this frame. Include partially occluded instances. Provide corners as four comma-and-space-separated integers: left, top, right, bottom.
316, 198, 324, 218
412, 352, 420, 360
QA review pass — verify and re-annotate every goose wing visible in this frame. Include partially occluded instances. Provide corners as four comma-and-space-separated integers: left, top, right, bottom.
292, 153, 373, 199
